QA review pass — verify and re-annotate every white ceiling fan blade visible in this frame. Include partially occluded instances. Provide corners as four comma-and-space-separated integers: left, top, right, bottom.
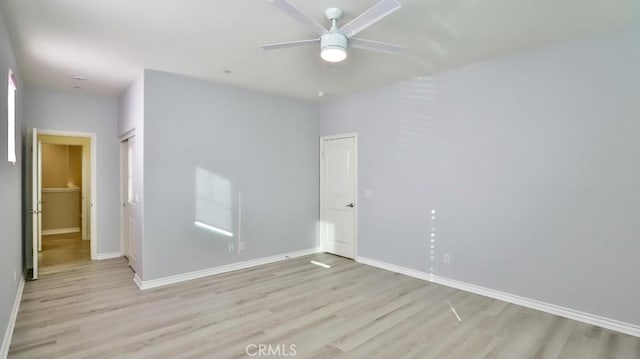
270, 0, 328, 36
261, 38, 320, 51
339, 0, 402, 38
349, 38, 406, 54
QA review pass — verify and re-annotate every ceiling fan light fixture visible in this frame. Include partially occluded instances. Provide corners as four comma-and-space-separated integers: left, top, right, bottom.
321, 47, 347, 62
321, 32, 347, 62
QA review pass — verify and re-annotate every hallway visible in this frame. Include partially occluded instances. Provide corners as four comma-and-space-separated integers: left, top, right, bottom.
38, 233, 90, 268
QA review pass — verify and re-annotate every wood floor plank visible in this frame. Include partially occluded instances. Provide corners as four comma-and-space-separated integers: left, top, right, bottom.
9, 253, 640, 358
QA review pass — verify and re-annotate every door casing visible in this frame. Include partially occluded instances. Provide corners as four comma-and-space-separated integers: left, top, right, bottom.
30, 129, 98, 277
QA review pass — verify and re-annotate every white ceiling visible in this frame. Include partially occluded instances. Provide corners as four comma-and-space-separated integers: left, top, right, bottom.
1, 0, 639, 101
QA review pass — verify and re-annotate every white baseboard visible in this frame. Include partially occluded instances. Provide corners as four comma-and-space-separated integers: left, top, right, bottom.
135, 247, 321, 290
95, 252, 121, 260
356, 256, 640, 338
42, 227, 80, 236
1, 274, 25, 359
133, 274, 143, 289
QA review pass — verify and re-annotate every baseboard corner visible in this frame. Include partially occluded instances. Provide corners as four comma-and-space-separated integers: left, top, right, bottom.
133, 273, 144, 290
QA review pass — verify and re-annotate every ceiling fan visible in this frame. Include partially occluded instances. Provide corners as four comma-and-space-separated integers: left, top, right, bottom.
261, 0, 406, 63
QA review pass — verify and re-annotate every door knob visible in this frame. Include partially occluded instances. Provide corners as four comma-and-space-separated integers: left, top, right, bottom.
346, 203, 354, 208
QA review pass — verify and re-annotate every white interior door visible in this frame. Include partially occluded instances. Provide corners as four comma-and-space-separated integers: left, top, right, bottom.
30, 129, 41, 279
321, 135, 357, 259
37, 140, 42, 252
124, 136, 137, 271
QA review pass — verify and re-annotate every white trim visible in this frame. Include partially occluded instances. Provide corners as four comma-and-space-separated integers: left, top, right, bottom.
81, 143, 88, 240
42, 227, 81, 236
30, 129, 38, 279
353, 135, 358, 260
135, 247, 321, 290
356, 256, 434, 282
133, 274, 143, 289
119, 129, 135, 142
356, 256, 640, 338
95, 252, 122, 260
37, 129, 100, 260
41, 187, 81, 193
319, 132, 358, 259
119, 139, 127, 257
1, 274, 25, 359
320, 132, 359, 141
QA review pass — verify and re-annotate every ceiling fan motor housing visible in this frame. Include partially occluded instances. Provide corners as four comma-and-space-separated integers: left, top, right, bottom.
321, 32, 347, 52
324, 7, 344, 21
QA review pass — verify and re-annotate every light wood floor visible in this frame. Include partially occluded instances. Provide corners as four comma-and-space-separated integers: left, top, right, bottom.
38, 232, 90, 268
9, 253, 640, 358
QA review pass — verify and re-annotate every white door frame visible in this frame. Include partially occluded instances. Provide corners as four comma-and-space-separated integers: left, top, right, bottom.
119, 139, 127, 257
319, 132, 358, 258
119, 130, 135, 259
81, 142, 89, 240
37, 129, 99, 260
30, 129, 39, 279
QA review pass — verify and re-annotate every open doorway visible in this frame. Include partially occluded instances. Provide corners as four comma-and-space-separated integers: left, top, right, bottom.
39, 141, 88, 267
27, 129, 97, 279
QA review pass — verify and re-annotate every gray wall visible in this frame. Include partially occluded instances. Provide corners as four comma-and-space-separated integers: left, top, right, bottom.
24, 87, 120, 254
320, 26, 640, 325
118, 73, 144, 136
142, 69, 319, 280
118, 74, 145, 275
0, 7, 23, 351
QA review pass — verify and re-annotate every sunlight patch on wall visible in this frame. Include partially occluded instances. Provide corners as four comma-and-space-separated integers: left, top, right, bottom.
195, 167, 233, 237
194, 220, 233, 237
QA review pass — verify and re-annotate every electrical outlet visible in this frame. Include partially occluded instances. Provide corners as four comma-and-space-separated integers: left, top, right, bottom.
238, 242, 245, 251
443, 254, 451, 264
228, 243, 234, 252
